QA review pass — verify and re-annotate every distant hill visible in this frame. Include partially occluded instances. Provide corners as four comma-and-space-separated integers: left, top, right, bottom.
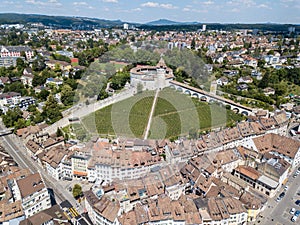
0, 13, 130, 29
146, 19, 199, 26
0, 13, 298, 32
141, 23, 300, 33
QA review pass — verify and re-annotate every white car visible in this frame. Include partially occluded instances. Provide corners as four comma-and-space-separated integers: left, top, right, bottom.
284, 186, 289, 191
290, 208, 296, 215
291, 215, 298, 222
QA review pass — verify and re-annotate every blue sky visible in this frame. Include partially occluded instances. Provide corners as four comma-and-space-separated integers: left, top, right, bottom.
0, 0, 299, 24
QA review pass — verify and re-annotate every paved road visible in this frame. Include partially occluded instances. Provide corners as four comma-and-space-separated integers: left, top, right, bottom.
0, 122, 83, 213
257, 167, 300, 225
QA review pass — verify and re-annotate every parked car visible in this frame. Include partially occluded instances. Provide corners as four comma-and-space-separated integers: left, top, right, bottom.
292, 215, 298, 222
295, 200, 300, 206
284, 186, 289, 191
279, 192, 285, 198
295, 210, 300, 217
293, 173, 298, 178
290, 208, 296, 215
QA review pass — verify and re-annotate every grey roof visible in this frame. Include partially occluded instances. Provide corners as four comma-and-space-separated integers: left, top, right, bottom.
193, 197, 209, 209
3, 46, 32, 52
257, 175, 278, 189
0, 92, 21, 99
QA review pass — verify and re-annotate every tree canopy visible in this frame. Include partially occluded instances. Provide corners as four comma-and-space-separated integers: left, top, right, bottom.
42, 95, 62, 124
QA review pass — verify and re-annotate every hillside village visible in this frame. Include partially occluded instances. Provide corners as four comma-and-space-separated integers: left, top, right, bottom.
0, 26, 299, 128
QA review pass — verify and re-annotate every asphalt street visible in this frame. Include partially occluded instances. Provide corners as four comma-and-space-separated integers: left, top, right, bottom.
0, 122, 83, 214
257, 167, 300, 225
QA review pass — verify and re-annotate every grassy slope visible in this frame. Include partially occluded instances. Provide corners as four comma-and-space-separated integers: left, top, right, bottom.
81, 89, 244, 139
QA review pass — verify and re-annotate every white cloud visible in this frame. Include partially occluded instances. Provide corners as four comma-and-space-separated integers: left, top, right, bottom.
279, 0, 298, 8
257, 4, 272, 9
203, 0, 214, 5
73, 1, 95, 9
25, 0, 62, 6
102, 0, 118, 3
227, 0, 256, 7
231, 8, 240, 12
73, 2, 88, 6
141, 2, 177, 9
141, 2, 159, 7
182, 6, 208, 13
160, 3, 177, 9
117, 7, 143, 13
132, 7, 142, 11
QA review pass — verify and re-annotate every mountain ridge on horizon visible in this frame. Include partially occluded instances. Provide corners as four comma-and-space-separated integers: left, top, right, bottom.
145, 19, 200, 26
0, 13, 298, 31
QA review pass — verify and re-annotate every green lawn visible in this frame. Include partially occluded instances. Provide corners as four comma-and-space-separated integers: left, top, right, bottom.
81, 91, 155, 138
64, 122, 91, 141
80, 88, 244, 139
98, 62, 126, 72
149, 89, 244, 139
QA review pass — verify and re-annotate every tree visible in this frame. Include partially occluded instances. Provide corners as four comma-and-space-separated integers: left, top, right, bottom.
56, 127, 63, 137
97, 89, 108, 100
191, 38, 196, 50
42, 95, 62, 124
130, 35, 135, 42
32, 57, 46, 71
258, 72, 269, 89
2, 108, 23, 127
258, 59, 266, 68
14, 118, 27, 130
33, 75, 46, 87
4, 82, 27, 96
64, 78, 78, 90
38, 89, 50, 101
27, 104, 37, 113
274, 83, 287, 96
32, 111, 44, 124
16, 58, 26, 71
72, 184, 83, 199
110, 71, 130, 90
61, 84, 76, 106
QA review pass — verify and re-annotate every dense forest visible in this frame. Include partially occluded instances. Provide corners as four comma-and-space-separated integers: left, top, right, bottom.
0, 13, 127, 29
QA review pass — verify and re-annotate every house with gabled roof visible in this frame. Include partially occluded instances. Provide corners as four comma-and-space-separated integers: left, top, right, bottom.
13, 173, 51, 217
